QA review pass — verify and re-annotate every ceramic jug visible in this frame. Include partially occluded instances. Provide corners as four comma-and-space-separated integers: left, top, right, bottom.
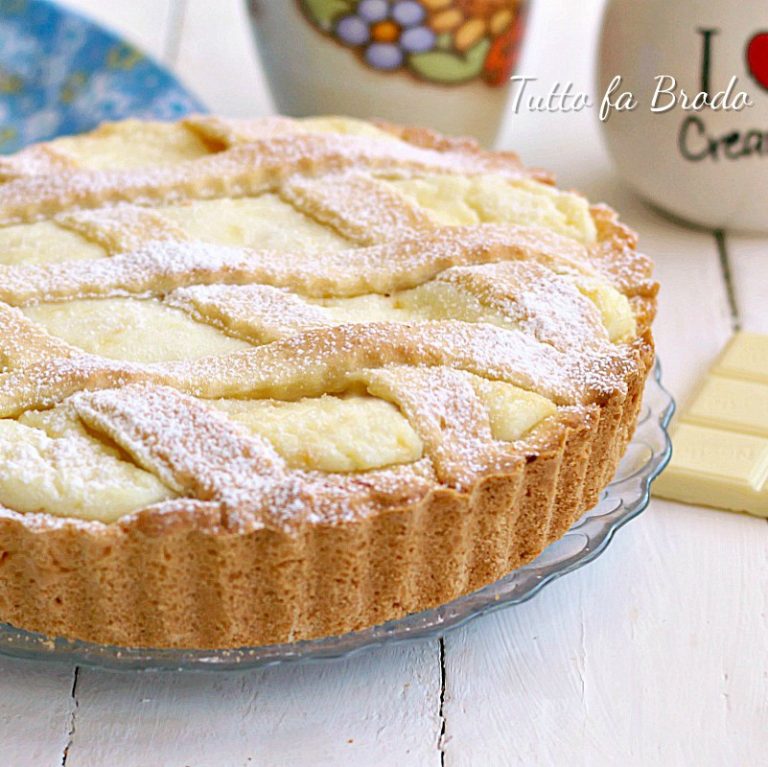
247, 0, 530, 146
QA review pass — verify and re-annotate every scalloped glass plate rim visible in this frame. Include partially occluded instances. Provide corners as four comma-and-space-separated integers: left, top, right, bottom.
0, 363, 674, 671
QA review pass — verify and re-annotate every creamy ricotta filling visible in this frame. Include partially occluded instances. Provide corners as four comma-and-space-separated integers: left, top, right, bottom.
0, 116, 641, 522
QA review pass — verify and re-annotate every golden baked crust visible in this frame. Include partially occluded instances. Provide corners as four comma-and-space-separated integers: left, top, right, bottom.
0, 116, 657, 648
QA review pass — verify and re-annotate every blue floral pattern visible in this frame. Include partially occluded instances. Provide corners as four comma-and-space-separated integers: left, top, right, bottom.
298, 0, 527, 87
0, 0, 205, 153
335, 0, 436, 71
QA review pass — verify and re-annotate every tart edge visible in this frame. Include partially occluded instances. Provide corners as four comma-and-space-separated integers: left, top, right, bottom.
0, 118, 657, 649
0, 334, 653, 649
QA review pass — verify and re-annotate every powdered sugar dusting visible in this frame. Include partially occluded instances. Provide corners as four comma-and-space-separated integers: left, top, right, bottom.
437, 261, 610, 351
56, 203, 189, 253
280, 173, 438, 245
0, 225, 596, 306
169, 320, 629, 405
0, 133, 532, 226
167, 283, 333, 343
0, 114, 652, 529
359, 366, 514, 489
0, 144, 75, 180
73, 384, 286, 512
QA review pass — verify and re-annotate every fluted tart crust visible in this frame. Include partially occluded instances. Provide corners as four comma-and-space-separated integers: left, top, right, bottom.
0, 116, 656, 648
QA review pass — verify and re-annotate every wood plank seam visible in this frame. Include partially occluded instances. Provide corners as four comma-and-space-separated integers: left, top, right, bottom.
714, 230, 741, 332
60, 666, 80, 767
438, 638, 447, 766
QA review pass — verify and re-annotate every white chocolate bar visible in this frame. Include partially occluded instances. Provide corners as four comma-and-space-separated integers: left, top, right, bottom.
654, 332, 768, 517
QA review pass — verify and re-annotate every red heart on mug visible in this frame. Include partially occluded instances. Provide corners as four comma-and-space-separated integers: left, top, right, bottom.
747, 32, 768, 91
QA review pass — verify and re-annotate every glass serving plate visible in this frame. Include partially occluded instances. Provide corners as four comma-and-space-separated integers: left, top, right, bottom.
0, 364, 674, 671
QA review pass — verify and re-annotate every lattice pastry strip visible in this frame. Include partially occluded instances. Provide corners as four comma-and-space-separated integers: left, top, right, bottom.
182, 115, 316, 146
67, 382, 442, 530
279, 174, 440, 245
56, 205, 190, 254
0, 116, 400, 180
0, 316, 625, 421
182, 115, 535, 178
0, 225, 596, 307
0, 195, 351, 268
166, 284, 335, 344
0, 303, 78, 368
0, 213, 655, 331
358, 366, 511, 487
0, 143, 77, 180
434, 261, 614, 348
0, 132, 536, 227
180, 320, 626, 403
73, 384, 286, 504
160, 258, 628, 351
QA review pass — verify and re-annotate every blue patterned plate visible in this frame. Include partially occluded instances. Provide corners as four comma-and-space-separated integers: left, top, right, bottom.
0, 0, 205, 153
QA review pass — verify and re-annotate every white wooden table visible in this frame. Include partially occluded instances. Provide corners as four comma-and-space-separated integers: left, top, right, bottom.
2, 1, 767, 764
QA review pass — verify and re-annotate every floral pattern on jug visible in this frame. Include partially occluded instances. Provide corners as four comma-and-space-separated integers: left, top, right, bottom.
297, 0, 527, 86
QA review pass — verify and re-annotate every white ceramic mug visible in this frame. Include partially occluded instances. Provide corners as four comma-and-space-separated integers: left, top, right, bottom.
598, 0, 768, 232
246, 0, 529, 146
